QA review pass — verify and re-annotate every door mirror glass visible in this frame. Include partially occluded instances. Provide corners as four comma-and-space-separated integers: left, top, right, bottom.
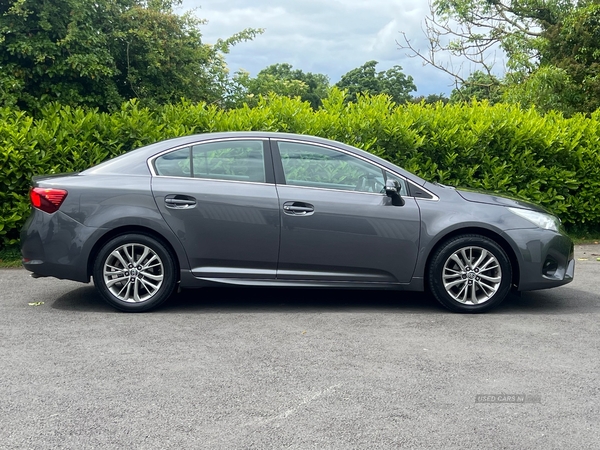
385, 179, 400, 195
384, 171, 408, 196
385, 180, 404, 206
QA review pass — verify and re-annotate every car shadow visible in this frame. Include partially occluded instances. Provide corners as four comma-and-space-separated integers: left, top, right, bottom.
493, 286, 600, 315
50, 285, 115, 312
163, 288, 444, 313
50, 285, 600, 315
50, 285, 444, 313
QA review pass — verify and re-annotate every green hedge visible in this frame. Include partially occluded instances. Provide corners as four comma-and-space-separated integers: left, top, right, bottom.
2, 89, 600, 247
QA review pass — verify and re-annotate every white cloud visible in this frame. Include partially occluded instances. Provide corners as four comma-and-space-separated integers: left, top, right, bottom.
179, 0, 463, 95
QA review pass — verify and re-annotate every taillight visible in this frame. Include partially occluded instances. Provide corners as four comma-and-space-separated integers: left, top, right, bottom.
29, 187, 68, 214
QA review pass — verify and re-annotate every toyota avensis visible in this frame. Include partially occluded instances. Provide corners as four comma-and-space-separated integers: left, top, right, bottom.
21, 132, 574, 313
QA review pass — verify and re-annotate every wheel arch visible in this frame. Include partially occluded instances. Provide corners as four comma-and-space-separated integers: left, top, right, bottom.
423, 227, 521, 290
87, 225, 181, 281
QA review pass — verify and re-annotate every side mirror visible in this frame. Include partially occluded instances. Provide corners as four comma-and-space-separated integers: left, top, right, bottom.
385, 180, 404, 206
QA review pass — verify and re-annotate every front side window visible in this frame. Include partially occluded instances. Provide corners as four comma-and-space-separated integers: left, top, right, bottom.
154, 140, 266, 183
278, 141, 407, 194
278, 142, 383, 192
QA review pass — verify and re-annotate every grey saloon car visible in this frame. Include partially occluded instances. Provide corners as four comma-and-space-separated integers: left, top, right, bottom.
21, 132, 574, 312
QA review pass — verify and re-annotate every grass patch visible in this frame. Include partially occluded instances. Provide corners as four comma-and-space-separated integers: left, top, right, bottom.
568, 226, 600, 244
0, 245, 21, 268
572, 237, 600, 245
565, 224, 600, 245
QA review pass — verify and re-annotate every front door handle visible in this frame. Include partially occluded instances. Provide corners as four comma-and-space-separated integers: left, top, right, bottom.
283, 201, 314, 216
165, 194, 196, 209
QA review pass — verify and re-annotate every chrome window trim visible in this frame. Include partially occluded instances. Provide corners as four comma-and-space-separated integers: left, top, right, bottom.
148, 174, 274, 187
276, 183, 389, 197
274, 138, 439, 201
147, 136, 439, 201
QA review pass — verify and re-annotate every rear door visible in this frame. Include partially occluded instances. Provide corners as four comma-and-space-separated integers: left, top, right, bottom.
273, 139, 421, 283
151, 138, 280, 279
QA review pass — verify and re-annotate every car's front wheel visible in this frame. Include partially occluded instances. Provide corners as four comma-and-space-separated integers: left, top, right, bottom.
428, 234, 512, 313
93, 234, 177, 312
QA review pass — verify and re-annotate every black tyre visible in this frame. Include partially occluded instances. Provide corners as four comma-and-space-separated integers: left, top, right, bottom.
428, 234, 512, 313
93, 234, 177, 312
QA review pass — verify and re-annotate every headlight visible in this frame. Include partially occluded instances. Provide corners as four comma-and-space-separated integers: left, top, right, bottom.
508, 208, 560, 232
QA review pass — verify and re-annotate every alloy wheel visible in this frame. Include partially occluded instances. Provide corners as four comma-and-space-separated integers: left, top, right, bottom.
102, 243, 164, 303
442, 246, 502, 305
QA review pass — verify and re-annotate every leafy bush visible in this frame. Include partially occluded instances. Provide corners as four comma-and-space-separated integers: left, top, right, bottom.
1, 91, 600, 247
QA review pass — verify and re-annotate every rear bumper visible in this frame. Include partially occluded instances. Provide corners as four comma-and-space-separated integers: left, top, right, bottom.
504, 228, 574, 291
20, 210, 102, 283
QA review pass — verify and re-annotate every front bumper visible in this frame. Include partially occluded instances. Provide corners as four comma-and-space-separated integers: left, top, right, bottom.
504, 228, 574, 291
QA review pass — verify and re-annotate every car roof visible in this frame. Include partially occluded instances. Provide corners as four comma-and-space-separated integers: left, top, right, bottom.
82, 132, 427, 185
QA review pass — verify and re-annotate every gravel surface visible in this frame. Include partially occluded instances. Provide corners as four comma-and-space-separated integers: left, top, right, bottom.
1, 245, 599, 449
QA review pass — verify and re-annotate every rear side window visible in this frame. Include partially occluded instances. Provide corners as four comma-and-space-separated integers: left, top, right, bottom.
153, 140, 266, 183
154, 147, 191, 177
192, 141, 265, 182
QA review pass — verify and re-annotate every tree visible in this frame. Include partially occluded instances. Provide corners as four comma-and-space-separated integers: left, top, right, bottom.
0, 0, 261, 112
450, 71, 504, 103
503, 66, 580, 114
398, 1, 572, 82
233, 63, 330, 109
538, 2, 600, 113
399, 0, 600, 114
335, 60, 416, 104
411, 93, 450, 104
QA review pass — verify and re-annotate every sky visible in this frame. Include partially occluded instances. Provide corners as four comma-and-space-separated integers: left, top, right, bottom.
178, 0, 487, 96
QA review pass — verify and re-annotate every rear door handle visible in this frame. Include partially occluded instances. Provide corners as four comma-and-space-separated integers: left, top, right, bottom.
165, 194, 196, 209
283, 201, 314, 216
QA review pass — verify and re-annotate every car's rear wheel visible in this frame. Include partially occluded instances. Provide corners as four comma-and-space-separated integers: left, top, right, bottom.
93, 234, 177, 312
428, 234, 512, 313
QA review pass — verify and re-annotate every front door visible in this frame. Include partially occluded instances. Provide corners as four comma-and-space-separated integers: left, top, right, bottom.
273, 140, 421, 283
